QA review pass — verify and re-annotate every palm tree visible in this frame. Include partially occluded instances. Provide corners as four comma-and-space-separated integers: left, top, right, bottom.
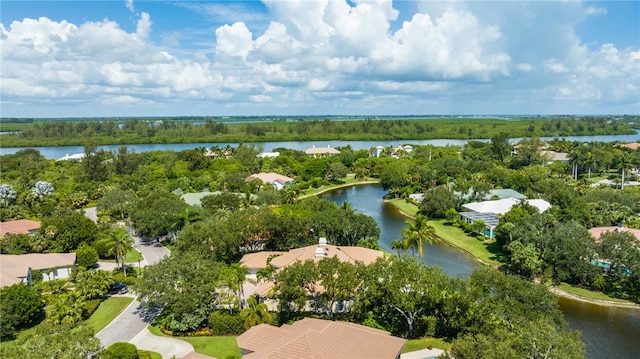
241, 296, 273, 329
614, 151, 634, 190
390, 239, 405, 255
97, 227, 135, 276
401, 213, 438, 257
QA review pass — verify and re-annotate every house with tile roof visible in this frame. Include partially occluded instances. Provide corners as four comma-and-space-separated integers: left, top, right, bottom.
0, 253, 76, 287
247, 172, 294, 190
589, 225, 640, 246
241, 238, 383, 299
305, 145, 340, 157
237, 317, 406, 359
0, 219, 41, 237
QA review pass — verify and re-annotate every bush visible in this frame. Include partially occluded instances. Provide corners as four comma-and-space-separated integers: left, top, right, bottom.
105, 342, 139, 359
209, 310, 245, 335
82, 299, 101, 319
0, 284, 44, 339
112, 271, 139, 286
76, 243, 99, 268
159, 325, 213, 337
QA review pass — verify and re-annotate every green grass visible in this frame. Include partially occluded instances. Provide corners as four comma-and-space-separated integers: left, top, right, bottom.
148, 324, 241, 358
387, 198, 419, 216
125, 249, 144, 263
430, 220, 504, 266
402, 337, 452, 353
299, 174, 379, 198
556, 283, 631, 303
85, 297, 134, 333
138, 350, 162, 359
101, 249, 144, 264
386, 199, 504, 266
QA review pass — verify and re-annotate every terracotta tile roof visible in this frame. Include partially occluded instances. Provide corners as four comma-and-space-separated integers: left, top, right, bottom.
247, 173, 294, 185
237, 318, 406, 359
268, 244, 383, 269
240, 251, 283, 270
589, 226, 640, 245
0, 253, 76, 287
0, 219, 41, 236
618, 143, 640, 150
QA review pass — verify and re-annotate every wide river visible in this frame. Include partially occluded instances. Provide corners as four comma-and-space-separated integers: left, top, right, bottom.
2, 132, 640, 159
321, 184, 640, 359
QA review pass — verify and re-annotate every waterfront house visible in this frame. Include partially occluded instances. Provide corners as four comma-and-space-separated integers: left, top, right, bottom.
459, 198, 551, 239
305, 145, 340, 157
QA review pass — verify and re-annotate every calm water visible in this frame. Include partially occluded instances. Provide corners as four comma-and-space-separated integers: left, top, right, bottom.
2, 131, 640, 159
321, 184, 640, 359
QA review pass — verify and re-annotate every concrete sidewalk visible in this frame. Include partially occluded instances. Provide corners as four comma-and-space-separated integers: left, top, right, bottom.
129, 327, 194, 359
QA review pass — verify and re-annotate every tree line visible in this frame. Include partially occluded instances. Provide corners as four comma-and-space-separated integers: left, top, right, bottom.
2, 116, 636, 146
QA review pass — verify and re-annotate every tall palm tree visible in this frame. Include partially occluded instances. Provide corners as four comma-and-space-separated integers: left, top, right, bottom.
390, 239, 405, 255
97, 226, 135, 276
614, 151, 634, 190
401, 213, 438, 257
241, 296, 273, 329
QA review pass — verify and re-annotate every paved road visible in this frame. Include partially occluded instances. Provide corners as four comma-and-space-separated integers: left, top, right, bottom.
96, 298, 162, 347
134, 235, 169, 266
84, 207, 99, 223
130, 328, 194, 359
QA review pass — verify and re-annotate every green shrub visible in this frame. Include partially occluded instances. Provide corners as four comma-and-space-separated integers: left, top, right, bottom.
112, 271, 138, 286
76, 243, 99, 268
209, 310, 245, 335
105, 342, 139, 359
82, 299, 101, 319
476, 235, 486, 241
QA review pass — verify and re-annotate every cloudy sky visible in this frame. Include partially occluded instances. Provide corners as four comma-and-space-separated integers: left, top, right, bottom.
1, 0, 639, 117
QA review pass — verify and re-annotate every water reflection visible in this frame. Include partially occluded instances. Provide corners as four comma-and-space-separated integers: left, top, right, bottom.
321, 183, 640, 359
321, 184, 478, 278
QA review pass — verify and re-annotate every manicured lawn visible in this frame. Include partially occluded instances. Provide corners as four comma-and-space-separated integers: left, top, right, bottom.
125, 249, 144, 263
402, 337, 452, 353
387, 198, 419, 216
556, 283, 631, 303
430, 220, 505, 266
299, 174, 379, 198
101, 249, 144, 264
148, 324, 241, 358
386, 199, 504, 266
85, 297, 134, 333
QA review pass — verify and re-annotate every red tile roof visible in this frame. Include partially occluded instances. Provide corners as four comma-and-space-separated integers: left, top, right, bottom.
0, 219, 41, 236
237, 318, 406, 359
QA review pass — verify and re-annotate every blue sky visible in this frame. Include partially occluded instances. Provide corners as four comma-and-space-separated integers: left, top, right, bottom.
1, 0, 638, 117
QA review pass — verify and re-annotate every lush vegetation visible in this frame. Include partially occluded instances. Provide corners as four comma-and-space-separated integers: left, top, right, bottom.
1, 116, 636, 147
3, 128, 640, 357
85, 296, 134, 333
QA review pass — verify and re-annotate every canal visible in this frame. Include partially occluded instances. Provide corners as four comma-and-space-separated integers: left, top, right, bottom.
321, 184, 640, 359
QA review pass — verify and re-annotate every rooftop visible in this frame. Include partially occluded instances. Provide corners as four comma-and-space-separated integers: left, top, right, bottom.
0, 219, 41, 237
247, 172, 294, 185
0, 253, 76, 287
237, 317, 406, 359
462, 198, 551, 215
305, 146, 341, 155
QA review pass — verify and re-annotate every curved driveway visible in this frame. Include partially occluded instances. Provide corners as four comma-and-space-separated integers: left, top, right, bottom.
87, 208, 181, 357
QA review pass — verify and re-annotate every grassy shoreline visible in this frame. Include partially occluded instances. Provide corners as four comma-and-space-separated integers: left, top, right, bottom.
383, 195, 638, 308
